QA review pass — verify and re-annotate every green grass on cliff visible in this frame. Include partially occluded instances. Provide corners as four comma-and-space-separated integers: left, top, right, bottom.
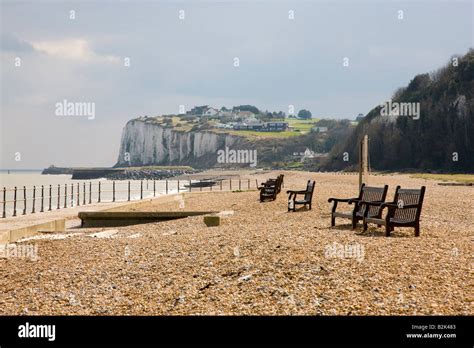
215, 129, 301, 138
146, 115, 320, 139
286, 118, 320, 130
215, 118, 321, 139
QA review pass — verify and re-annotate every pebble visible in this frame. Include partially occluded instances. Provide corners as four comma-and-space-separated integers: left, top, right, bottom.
0, 171, 471, 316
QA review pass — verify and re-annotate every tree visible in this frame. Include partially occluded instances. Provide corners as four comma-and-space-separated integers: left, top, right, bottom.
298, 109, 312, 119
319, 49, 474, 172
232, 105, 260, 114
190, 105, 208, 115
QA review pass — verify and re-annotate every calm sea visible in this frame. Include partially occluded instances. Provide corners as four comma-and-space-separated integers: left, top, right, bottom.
0, 170, 180, 217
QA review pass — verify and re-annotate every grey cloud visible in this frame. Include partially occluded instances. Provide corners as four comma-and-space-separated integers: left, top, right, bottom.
0, 1, 472, 169
1, 33, 34, 53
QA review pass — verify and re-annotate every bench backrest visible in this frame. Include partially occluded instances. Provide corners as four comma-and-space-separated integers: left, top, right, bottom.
276, 175, 282, 190
391, 186, 426, 223
357, 184, 389, 216
304, 180, 316, 202
266, 174, 282, 185
265, 174, 284, 192
278, 175, 284, 191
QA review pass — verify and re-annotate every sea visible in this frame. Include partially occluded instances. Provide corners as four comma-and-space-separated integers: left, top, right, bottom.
0, 170, 181, 218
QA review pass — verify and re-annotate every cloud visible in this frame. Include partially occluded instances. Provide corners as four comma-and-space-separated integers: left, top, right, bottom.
1, 1, 472, 169
31, 38, 120, 63
0, 33, 34, 53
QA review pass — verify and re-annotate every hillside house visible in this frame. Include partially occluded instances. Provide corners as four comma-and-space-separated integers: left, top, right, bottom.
312, 126, 328, 133
233, 121, 288, 132
234, 110, 256, 119
203, 107, 219, 117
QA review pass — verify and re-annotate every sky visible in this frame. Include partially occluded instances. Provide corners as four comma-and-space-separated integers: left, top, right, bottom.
1, 0, 473, 169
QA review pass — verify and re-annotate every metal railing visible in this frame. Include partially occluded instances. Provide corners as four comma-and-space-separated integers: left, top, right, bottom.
1, 178, 259, 218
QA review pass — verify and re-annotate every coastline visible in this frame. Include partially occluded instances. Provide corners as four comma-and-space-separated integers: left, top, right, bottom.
0, 170, 472, 315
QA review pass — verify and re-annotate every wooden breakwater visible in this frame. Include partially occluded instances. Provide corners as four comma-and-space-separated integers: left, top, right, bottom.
71, 168, 125, 179
42, 166, 125, 179
42, 166, 198, 180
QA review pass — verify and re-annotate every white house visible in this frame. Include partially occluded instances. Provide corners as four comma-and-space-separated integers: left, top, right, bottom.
243, 116, 260, 125
312, 126, 328, 133
303, 148, 316, 158
218, 110, 233, 117
235, 110, 255, 119
203, 107, 219, 117
301, 148, 328, 162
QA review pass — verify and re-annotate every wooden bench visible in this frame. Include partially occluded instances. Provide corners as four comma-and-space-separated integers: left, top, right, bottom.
259, 174, 284, 202
328, 184, 388, 229
287, 180, 315, 212
361, 186, 426, 236
265, 174, 284, 193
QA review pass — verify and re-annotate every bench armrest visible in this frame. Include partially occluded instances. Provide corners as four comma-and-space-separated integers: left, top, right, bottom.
347, 198, 362, 205
287, 190, 308, 194
358, 200, 387, 207
328, 197, 358, 203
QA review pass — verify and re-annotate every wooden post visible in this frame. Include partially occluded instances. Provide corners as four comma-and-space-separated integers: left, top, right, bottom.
23, 186, 27, 215
128, 181, 131, 201
140, 180, 143, 199
166, 180, 168, 194
71, 184, 74, 206
64, 184, 67, 208
58, 184, 61, 209
13, 186, 17, 216
200, 180, 202, 192
77, 183, 80, 206
113, 181, 116, 202
230, 179, 232, 191
239, 179, 241, 191
153, 180, 156, 197
178, 180, 180, 193
83, 182, 86, 205
33, 186, 36, 213
359, 135, 369, 190
40, 185, 43, 213
89, 182, 92, 204
358, 138, 362, 190
364, 135, 369, 180
2, 187, 6, 218
48, 185, 52, 211
248, 179, 250, 190
98, 182, 101, 203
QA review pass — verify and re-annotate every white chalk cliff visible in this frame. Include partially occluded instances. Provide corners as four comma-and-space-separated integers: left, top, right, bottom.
116, 119, 241, 167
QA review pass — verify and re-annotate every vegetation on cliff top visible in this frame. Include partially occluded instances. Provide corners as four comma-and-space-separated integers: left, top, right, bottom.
318, 49, 474, 172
